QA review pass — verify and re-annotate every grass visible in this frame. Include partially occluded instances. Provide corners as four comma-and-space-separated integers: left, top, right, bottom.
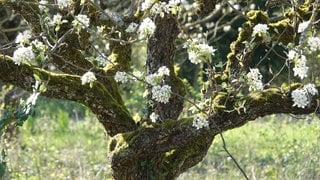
178, 114, 320, 179
2, 113, 320, 179
3, 112, 112, 180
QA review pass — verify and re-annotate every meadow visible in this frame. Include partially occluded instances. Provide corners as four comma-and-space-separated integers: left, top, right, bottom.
2, 108, 320, 179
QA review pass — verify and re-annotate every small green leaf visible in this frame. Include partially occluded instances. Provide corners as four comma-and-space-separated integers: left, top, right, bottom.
39, 84, 47, 92
33, 73, 41, 82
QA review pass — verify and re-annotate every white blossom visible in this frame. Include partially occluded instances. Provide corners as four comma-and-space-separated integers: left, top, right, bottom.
298, 21, 310, 33
25, 92, 40, 114
187, 50, 199, 64
39, 0, 49, 13
167, 0, 181, 14
15, 30, 31, 45
138, 17, 156, 38
291, 88, 308, 108
146, 0, 181, 16
168, 0, 180, 6
157, 66, 170, 76
252, 24, 269, 37
149, 112, 159, 123
307, 37, 320, 52
125, 22, 139, 33
13, 46, 35, 65
293, 55, 308, 79
293, 66, 309, 79
287, 50, 297, 60
291, 83, 318, 108
81, 71, 97, 87
198, 43, 216, 57
50, 14, 68, 31
95, 54, 109, 67
151, 85, 172, 103
114, 71, 128, 83
97, 25, 105, 34
304, 83, 318, 96
73, 14, 90, 29
223, 25, 231, 32
192, 113, 209, 130
141, 0, 154, 11
31, 39, 47, 52
186, 41, 216, 64
246, 68, 263, 91
132, 70, 144, 80
57, 0, 73, 9
146, 73, 160, 86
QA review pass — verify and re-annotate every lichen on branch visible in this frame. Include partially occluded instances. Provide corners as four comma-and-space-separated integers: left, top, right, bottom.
0, 55, 136, 136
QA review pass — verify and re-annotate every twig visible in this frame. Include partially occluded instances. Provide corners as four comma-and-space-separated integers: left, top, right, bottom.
219, 133, 249, 180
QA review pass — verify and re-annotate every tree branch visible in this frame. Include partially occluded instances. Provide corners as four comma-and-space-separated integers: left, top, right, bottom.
0, 55, 136, 136
110, 86, 319, 177
147, 14, 186, 120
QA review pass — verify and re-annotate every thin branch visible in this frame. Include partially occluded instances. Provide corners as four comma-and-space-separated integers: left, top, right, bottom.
219, 133, 249, 180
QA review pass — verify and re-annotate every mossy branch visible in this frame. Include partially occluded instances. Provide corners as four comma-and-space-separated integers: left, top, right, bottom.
110, 86, 319, 177
3, 0, 42, 34
224, 0, 319, 81
211, 87, 320, 132
0, 55, 136, 136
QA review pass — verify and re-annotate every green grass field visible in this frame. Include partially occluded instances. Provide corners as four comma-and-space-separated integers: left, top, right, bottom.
2, 113, 320, 179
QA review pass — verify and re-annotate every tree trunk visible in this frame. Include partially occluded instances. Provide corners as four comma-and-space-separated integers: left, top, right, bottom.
109, 125, 214, 179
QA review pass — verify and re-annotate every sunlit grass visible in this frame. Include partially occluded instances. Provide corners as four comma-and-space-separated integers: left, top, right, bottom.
3, 113, 320, 179
4, 113, 112, 179
179, 114, 320, 179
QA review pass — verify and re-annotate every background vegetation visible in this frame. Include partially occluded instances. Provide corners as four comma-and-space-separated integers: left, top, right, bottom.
2, 98, 319, 179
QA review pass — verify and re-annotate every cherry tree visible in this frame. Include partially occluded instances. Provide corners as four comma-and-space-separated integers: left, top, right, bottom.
0, 0, 319, 178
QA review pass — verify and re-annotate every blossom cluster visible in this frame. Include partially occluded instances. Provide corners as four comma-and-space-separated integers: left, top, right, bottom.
151, 85, 172, 104
186, 40, 216, 64
137, 17, 156, 39
287, 50, 309, 80
114, 66, 171, 103
141, 0, 181, 17
56, 0, 73, 9
15, 30, 31, 45
149, 112, 159, 123
307, 36, 320, 52
192, 113, 209, 130
252, 23, 270, 43
72, 14, 90, 31
145, 66, 170, 85
246, 68, 263, 92
13, 46, 35, 65
95, 54, 109, 67
113, 66, 171, 123
13, 30, 47, 66
291, 83, 318, 108
146, 66, 172, 103
81, 71, 97, 88
49, 14, 68, 32
114, 71, 128, 83
39, 0, 49, 13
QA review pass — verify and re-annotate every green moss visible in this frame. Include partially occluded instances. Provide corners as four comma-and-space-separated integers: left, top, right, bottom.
212, 92, 228, 110
269, 19, 295, 45
297, 3, 312, 19
246, 88, 283, 109
161, 119, 177, 130
247, 10, 269, 24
